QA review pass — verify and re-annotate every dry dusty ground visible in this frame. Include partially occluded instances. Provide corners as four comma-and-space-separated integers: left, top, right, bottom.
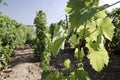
0, 44, 42, 80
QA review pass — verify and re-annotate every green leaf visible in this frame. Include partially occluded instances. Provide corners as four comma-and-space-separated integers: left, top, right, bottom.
74, 48, 85, 61
87, 45, 109, 72
74, 48, 78, 58
65, 0, 99, 14
65, 7, 72, 14
64, 59, 71, 69
79, 48, 85, 60
42, 71, 51, 80
70, 70, 90, 80
69, 5, 109, 28
98, 17, 115, 41
70, 34, 79, 47
51, 38, 65, 56
75, 70, 90, 80
42, 71, 65, 80
77, 27, 91, 39
65, 0, 86, 14
95, 10, 107, 19
86, 21, 100, 42
90, 41, 100, 51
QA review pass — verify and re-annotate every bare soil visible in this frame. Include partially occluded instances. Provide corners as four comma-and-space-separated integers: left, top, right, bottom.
0, 44, 42, 80
51, 48, 120, 80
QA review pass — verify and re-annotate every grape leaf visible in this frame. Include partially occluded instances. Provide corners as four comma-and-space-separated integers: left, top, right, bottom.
67, 4, 109, 28
90, 41, 100, 51
42, 71, 65, 80
86, 21, 100, 42
95, 10, 107, 19
75, 70, 90, 80
77, 26, 91, 39
98, 17, 115, 41
70, 34, 79, 47
87, 45, 109, 72
51, 38, 65, 56
64, 59, 71, 69
74, 48, 85, 61
65, 0, 86, 13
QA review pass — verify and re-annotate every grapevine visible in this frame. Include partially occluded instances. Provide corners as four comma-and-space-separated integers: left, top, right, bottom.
40, 0, 117, 80
0, 14, 33, 69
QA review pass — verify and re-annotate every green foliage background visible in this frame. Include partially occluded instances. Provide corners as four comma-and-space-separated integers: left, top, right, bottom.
105, 8, 120, 54
0, 14, 33, 69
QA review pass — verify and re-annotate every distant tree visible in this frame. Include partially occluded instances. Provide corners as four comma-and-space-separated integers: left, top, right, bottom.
0, 0, 3, 3
0, 0, 7, 6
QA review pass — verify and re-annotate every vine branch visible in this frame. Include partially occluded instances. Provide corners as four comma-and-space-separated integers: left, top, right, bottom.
85, 28, 97, 38
106, 1, 120, 9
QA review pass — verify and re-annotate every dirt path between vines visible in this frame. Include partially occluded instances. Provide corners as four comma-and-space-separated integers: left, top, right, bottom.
1, 44, 120, 80
0, 44, 42, 80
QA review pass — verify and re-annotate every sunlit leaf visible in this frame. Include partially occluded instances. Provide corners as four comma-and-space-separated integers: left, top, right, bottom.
51, 38, 65, 56
70, 34, 79, 47
74, 48, 85, 61
68, 5, 109, 28
64, 59, 71, 69
98, 17, 115, 41
87, 45, 109, 72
